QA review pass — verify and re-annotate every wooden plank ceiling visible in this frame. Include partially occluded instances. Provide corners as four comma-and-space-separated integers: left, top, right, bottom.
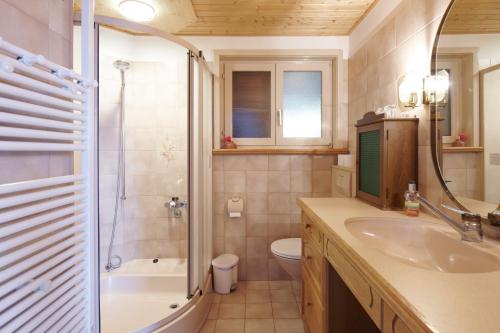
176, 0, 379, 36
442, 0, 500, 34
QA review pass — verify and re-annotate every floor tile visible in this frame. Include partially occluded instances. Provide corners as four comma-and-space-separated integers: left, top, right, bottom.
246, 281, 270, 290
246, 289, 271, 303
215, 319, 245, 333
208, 303, 220, 319
271, 302, 300, 318
246, 303, 273, 319
270, 288, 296, 302
269, 281, 292, 290
221, 289, 246, 304
274, 319, 305, 333
219, 303, 246, 319
200, 319, 216, 333
245, 319, 276, 333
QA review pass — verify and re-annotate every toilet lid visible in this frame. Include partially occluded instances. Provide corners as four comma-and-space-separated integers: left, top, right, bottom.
271, 238, 301, 260
212, 254, 239, 269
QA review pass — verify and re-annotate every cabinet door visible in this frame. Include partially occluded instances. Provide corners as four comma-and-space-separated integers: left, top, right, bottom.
383, 303, 413, 333
303, 267, 325, 333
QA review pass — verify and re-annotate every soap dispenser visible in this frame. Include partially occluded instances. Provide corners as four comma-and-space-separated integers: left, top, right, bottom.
404, 180, 420, 217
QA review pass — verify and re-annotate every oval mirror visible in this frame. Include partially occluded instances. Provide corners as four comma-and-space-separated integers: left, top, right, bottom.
431, 0, 500, 218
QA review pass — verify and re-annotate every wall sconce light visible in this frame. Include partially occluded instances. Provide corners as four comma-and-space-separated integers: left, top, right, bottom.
398, 72, 423, 109
423, 70, 449, 105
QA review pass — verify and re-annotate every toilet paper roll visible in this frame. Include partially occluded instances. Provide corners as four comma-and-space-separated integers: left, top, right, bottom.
227, 196, 243, 218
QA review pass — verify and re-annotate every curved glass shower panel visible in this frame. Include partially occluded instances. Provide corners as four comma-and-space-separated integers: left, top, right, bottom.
97, 25, 189, 332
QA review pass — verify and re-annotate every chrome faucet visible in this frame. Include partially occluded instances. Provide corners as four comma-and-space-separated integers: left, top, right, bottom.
488, 204, 500, 226
166, 197, 188, 218
417, 194, 483, 242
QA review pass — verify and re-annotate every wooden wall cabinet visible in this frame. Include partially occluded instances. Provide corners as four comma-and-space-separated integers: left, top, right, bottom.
301, 210, 422, 333
355, 113, 418, 209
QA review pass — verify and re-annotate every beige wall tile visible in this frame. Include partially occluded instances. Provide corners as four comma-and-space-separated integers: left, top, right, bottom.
312, 156, 334, 171
290, 156, 312, 171
246, 155, 269, 171
247, 237, 268, 258
290, 171, 312, 193
247, 214, 268, 237
225, 216, 246, 237
312, 171, 332, 193
225, 237, 246, 259
247, 193, 268, 214
268, 193, 291, 214
246, 258, 269, 281
268, 155, 290, 171
247, 171, 268, 193
224, 156, 247, 170
268, 171, 291, 193
225, 171, 247, 193
214, 171, 225, 193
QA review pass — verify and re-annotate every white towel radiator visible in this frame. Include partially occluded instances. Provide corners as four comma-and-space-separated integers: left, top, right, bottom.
0, 34, 97, 332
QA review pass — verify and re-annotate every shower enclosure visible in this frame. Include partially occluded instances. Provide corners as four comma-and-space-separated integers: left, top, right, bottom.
74, 17, 213, 333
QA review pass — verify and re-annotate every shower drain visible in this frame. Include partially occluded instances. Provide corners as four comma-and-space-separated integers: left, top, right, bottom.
169, 303, 179, 309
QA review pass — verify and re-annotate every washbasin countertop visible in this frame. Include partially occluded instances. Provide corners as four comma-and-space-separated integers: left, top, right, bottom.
297, 197, 500, 333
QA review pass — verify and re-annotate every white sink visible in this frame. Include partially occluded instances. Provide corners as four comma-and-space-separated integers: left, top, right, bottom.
345, 218, 500, 273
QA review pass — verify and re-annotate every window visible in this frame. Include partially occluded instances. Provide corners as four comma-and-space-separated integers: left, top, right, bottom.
224, 60, 333, 146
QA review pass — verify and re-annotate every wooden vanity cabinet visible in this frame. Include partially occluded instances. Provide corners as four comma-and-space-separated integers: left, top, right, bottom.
301, 210, 419, 333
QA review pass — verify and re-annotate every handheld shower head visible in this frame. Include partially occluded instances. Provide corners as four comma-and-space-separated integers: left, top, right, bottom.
113, 60, 130, 71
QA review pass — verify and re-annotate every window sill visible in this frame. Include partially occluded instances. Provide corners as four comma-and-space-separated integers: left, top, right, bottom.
212, 147, 349, 155
442, 147, 484, 153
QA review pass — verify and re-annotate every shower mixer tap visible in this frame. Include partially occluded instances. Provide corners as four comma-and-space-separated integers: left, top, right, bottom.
166, 197, 188, 218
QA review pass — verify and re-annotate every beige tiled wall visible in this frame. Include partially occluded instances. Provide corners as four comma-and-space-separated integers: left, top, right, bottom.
348, 0, 452, 204
98, 52, 189, 268
0, 0, 74, 186
213, 154, 337, 280
442, 152, 483, 200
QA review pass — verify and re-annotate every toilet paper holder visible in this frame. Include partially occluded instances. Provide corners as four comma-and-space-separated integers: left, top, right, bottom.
227, 195, 243, 218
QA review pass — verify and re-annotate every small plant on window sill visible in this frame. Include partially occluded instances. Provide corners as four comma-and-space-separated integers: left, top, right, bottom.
452, 132, 467, 147
222, 135, 237, 149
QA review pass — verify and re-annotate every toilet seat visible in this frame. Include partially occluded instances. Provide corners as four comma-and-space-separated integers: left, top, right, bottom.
271, 238, 301, 260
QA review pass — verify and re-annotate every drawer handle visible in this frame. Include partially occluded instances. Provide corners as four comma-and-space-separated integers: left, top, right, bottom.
307, 302, 313, 307
368, 286, 374, 309
305, 224, 311, 229
391, 315, 399, 333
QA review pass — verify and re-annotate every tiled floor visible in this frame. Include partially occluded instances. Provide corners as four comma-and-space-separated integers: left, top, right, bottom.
200, 280, 305, 333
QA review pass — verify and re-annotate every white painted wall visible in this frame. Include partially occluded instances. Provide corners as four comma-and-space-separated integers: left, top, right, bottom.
348, 0, 403, 57
439, 34, 500, 69
183, 36, 350, 61
483, 67, 500, 203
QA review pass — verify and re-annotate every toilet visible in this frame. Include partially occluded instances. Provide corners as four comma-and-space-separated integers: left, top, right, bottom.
270, 238, 302, 280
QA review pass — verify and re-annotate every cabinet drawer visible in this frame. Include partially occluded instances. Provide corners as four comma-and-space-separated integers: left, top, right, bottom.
325, 238, 382, 329
302, 233, 324, 293
303, 267, 325, 333
383, 303, 413, 333
302, 213, 323, 251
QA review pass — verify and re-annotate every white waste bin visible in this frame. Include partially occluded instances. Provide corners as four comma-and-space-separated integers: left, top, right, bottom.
212, 254, 239, 294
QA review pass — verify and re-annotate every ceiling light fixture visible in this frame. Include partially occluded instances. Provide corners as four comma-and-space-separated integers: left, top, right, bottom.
119, 0, 155, 22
